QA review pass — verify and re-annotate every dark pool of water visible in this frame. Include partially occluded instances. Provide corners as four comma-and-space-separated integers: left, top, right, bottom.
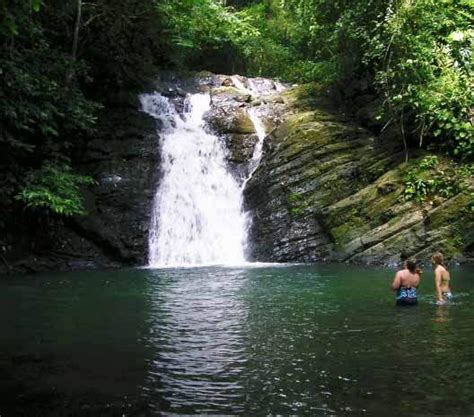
0, 264, 473, 415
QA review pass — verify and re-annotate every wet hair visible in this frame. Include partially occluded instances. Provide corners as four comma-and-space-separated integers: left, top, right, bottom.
406, 259, 417, 274
432, 251, 445, 267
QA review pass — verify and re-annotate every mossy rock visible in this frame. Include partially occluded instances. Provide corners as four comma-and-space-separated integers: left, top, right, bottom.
234, 109, 256, 134
425, 192, 472, 229
287, 192, 314, 218
245, 82, 474, 264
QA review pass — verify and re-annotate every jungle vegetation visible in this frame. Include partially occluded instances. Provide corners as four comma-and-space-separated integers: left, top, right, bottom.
0, 0, 473, 218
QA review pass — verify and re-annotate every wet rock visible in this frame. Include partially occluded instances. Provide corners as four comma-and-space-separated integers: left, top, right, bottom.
203, 80, 288, 173
1, 97, 160, 274
244, 85, 474, 264
206, 107, 255, 135
211, 86, 252, 104
224, 133, 259, 164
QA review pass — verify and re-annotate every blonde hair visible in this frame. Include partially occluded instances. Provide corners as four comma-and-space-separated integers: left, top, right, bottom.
432, 251, 445, 267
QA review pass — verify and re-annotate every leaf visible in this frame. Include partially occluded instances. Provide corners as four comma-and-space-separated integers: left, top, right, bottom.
32, 0, 42, 12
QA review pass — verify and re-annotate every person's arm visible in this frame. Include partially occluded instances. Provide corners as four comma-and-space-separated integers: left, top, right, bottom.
434, 267, 444, 303
391, 272, 401, 291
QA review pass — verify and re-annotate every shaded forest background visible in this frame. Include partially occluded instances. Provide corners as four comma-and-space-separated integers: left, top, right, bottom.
0, 0, 472, 223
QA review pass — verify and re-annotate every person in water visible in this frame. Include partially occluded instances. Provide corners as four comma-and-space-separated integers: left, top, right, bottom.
432, 251, 452, 305
391, 258, 420, 305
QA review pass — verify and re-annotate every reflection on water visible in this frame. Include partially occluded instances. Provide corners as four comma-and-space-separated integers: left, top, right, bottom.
144, 268, 248, 413
0, 264, 473, 415
434, 305, 452, 324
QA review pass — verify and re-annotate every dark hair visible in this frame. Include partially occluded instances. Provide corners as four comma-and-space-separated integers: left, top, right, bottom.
400, 251, 410, 261
406, 259, 417, 274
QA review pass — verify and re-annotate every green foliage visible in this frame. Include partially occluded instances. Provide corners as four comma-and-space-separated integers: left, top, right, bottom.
402, 156, 473, 203
231, 3, 308, 80
2, 0, 473, 219
79, 0, 165, 89
15, 164, 95, 216
154, 0, 260, 72
229, 0, 474, 158
369, 0, 474, 158
465, 193, 474, 215
419, 156, 439, 170
1, 0, 160, 219
0, 1, 101, 218
153, 0, 312, 79
0, 0, 42, 36
0, 49, 98, 154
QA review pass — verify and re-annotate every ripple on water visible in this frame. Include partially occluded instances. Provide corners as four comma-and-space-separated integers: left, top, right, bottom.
1, 264, 473, 415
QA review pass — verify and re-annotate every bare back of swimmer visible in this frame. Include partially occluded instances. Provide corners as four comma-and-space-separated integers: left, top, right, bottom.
391, 259, 420, 305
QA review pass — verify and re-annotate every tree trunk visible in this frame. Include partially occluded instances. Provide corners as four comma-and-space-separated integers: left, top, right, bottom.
72, 0, 82, 62
400, 111, 408, 163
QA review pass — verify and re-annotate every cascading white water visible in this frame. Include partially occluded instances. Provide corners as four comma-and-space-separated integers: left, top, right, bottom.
140, 76, 285, 268
229, 75, 275, 182
230, 75, 254, 96
140, 93, 247, 267
245, 108, 267, 180
231, 75, 287, 96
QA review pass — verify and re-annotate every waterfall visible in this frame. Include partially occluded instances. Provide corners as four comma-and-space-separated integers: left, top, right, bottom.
140, 93, 247, 267
231, 75, 287, 96
140, 76, 284, 268
245, 108, 267, 180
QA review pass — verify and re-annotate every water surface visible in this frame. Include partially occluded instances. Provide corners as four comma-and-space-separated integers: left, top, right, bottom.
1, 264, 473, 415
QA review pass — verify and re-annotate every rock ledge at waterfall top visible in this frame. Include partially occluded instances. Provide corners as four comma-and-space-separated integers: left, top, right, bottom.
244, 85, 474, 265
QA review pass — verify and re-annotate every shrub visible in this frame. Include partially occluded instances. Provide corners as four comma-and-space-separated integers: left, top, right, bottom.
15, 164, 95, 216
402, 156, 473, 203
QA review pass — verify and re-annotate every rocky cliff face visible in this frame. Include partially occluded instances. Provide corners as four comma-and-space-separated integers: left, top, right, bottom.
1, 93, 160, 273
2, 73, 472, 274
245, 86, 474, 264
